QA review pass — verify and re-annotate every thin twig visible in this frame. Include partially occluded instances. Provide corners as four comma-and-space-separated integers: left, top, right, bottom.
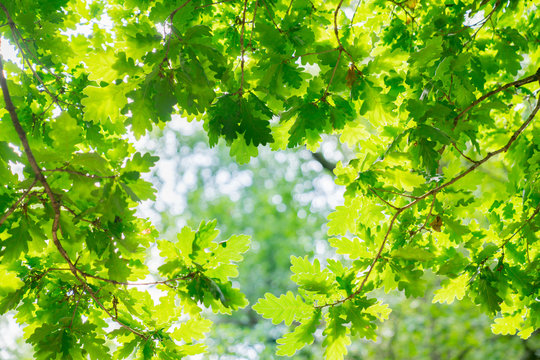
451, 143, 479, 164
0, 178, 37, 226
333, 0, 355, 64
404, 95, 540, 211
473, 205, 539, 273
249, 0, 259, 50
262, 0, 282, 33
500, 206, 540, 250
374, 188, 420, 199
0, 2, 62, 83
286, 0, 294, 15
317, 50, 341, 102
408, 194, 436, 239
69, 299, 79, 329
463, 0, 499, 50
350, 0, 362, 25
452, 69, 540, 128
369, 188, 399, 210
0, 4, 76, 108
238, 0, 249, 95
388, 0, 418, 26
168, 0, 193, 23
316, 210, 402, 308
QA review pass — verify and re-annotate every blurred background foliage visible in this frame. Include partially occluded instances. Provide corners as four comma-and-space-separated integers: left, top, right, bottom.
141, 121, 539, 360
1, 120, 538, 359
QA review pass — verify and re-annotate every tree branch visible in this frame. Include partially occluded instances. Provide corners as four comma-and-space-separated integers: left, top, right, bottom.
262, 0, 283, 33
311, 151, 336, 173
0, 3, 76, 108
317, 50, 341, 102
500, 205, 539, 251
316, 93, 539, 309
0, 178, 37, 227
237, 0, 249, 95
453, 68, 540, 128
404, 95, 539, 212
369, 188, 399, 210
168, 0, 193, 23
0, 52, 148, 340
316, 210, 402, 308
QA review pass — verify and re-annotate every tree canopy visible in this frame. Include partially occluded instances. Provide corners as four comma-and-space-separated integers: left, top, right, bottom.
0, 0, 539, 359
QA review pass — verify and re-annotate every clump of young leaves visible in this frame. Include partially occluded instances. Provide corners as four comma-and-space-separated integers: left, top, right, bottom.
0, 0, 539, 358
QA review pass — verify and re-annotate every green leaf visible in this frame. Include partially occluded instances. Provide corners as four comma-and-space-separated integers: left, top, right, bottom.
276, 309, 321, 356
432, 274, 468, 304
322, 308, 351, 360
409, 36, 443, 68
82, 83, 129, 124
475, 275, 503, 315
392, 246, 434, 261
253, 291, 312, 326
172, 317, 212, 342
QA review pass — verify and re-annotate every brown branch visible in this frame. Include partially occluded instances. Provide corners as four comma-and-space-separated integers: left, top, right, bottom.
463, 0, 500, 50
0, 53, 147, 340
0, 2, 62, 82
0, 178, 37, 226
452, 69, 540, 128
0, 53, 55, 207
69, 299, 79, 329
286, 0, 294, 15
388, 0, 418, 26
317, 50, 341, 102
311, 151, 336, 173
369, 188, 399, 210
451, 142, 479, 164
316, 93, 539, 309
473, 205, 539, 273
333, 0, 355, 64
316, 210, 402, 308
168, 0, 193, 23
262, 0, 282, 33
61, 204, 97, 225
238, 0, 249, 95
350, 0, 362, 25
248, 0, 259, 50
405, 94, 540, 211
408, 193, 436, 239
0, 4, 75, 108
